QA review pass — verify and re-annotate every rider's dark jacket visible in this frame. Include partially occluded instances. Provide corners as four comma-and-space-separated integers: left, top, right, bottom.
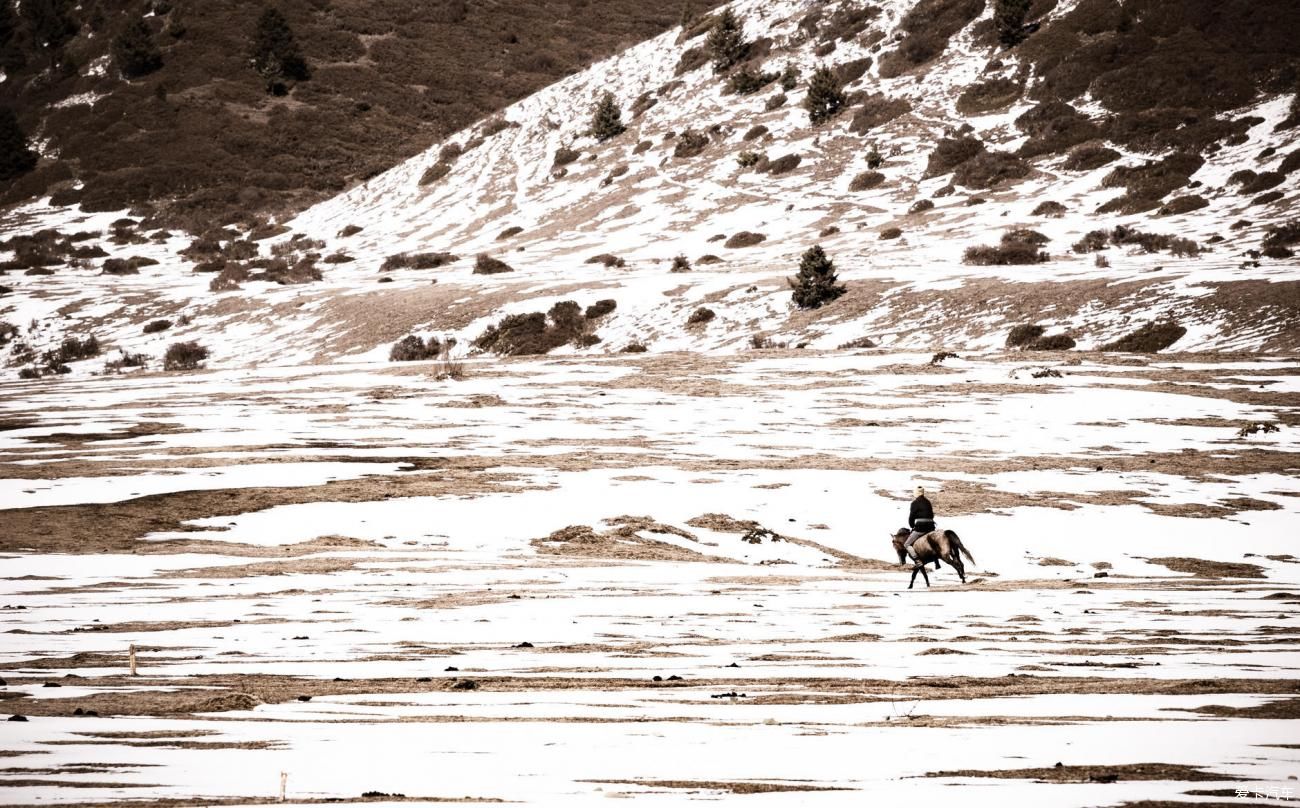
909, 495, 934, 530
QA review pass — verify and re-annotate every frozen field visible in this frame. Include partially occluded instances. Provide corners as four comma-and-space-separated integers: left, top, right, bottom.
1, 350, 1298, 806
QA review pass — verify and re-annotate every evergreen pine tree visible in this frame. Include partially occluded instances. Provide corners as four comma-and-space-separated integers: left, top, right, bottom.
113, 15, 163, 79
788, 245, 846, 309
0, 107, 38, 182
21, 0, 76, 53
251, 7, 310, 94
590, 92, 626, 142
994, 0, 1030, 47
0, 0, 24, 71
705, 8, 748, 73
803, 65, 846, 125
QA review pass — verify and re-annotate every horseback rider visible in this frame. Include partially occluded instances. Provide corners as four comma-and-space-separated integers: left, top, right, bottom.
904, 485, 935, 560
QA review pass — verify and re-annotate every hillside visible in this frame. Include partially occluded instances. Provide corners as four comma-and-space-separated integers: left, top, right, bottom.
2, 0, 1300, 378
0, 0, 712, 227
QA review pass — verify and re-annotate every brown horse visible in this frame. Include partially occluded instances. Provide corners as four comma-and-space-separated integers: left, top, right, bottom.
891, 527, 976, 589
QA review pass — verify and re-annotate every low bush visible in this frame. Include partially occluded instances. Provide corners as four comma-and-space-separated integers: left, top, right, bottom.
1003, 228, 1049, 246
743, 125, 769, 141
163, 340, 209, 371
687, 307, 716, 325
1158, 195, 1209, 216
473, 300, 593, 356
419, 162, 452, 186
1028, 334, 1076, 350
1031, 200, 1067, 217
633, 140, 653, 154
839, 336, 876, 349
964, 231, 1050, 265
497, 226, 524, 241
835, 57, 873, 85
909, 199, 935, 214
1100, 321, 1186, 353
849, 171, 885, 191
763, 154, 801, 175
1014, 101, 1100, 158
1262, 221, 1300, 250
585, 299, 617, 318
727, 66, 778, 95
1072, 230, 1109, 253
737, 151, 764, 169
209, 263, 250, 292
956, 77, 1022, 115
954, 150, 1031, 188
697, 254, 723, 264
143, 319, 172, 334
1006, 324, 1045, 348
924, 136, 984, 178
1279, 149, 1300, 175
474, 254, 514, 275
671, 255, 692, 272
389, 334, 442, 362
820, 226, 840, 237
1252, 191, 1285, 206
879, 226, 902, 240
324, 253, 355, 264
101, 258, 141, 276
1240, 171, 1284, 195
725, 231, 766, 248
553, 147, 581, 167
764, 93, 788, 111
674, 130, 710, 159
675, 45, 708, 75
586, 253, 626, 268
621, 342, 648, 353
849, 93, 911, 134
1062, 142, 1119, 172
930, 351, 958, 365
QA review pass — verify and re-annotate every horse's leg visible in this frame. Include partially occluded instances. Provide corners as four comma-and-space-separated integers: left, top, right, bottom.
951, 555, 966, 584
920, 563, 931, 588
908, 564, 920, 589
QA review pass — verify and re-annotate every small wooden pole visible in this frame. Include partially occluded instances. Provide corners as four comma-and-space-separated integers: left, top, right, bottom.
128, 644, 138, 676
279, 772, 288, 802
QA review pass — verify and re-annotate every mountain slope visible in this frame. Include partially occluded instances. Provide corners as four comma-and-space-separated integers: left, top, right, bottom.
0, 0, 712, 226
2, 0, 1299, 377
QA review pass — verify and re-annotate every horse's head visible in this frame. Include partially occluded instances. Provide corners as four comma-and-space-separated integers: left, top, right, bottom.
891, 528, 910, 563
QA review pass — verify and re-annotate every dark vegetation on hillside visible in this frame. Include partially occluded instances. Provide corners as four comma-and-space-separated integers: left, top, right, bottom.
0, 0, 719, 228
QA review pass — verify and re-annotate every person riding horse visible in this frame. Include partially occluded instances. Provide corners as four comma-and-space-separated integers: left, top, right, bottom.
904, 486, 935, 561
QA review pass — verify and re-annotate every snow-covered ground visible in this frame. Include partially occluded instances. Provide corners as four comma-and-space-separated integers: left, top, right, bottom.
1, 351, 1297, 805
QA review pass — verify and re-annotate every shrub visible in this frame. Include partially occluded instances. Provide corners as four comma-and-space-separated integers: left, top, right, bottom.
930, 351, 958, 365
675, 45, 708, 75
51, 336, 102, 364
1031, 200, 1067, 217
835, 57, 873, 86
879, 227, 902, 240
849, 93, 911, 135
474, 254, 514, 275
113, 15, 164, 79
1003, 228, 1049, 246
687, 307, 716, 325
839, 336, 876, 349
497, 226, 524, 241
994, 0, 1031, 47
633, 140, 653, 155
725, 232, 766, 248
1252, 191, 1285, 206
788, 245, 846, 310
697, 254, 723, 264
481, 118, 513, 137
590, 92, 626, 141
763, 154, 801, 175
101, 258, 141, 275
673, 130, 710, 159
1238, 422, 1281, 438
820, 226, 840, 237
324, 253, 354, 264
419, 162, 452, 186
1014, 101, 1100, 158
924, 136, 984, 177
250, 7, 310, 94
0, 107, 38, 183
1072, 230, 1109, 253
764, 93, 788, 111
727, 66, 778, 95
553, 147, 580, 167
621, 342, 648, 353
953, 150, 1030, 188
1028, 334, 1076, 350
849, 171, 885, 191
671, 255, 692, 272
389, 335, 441, 362
1279, 149, 1300, 175
472, 301, 593, 356
737, 150, 764, 169
209, 264, 249, 292
805, 65, 848, 125
1262, 221, 1300, 250
1110, 225, 1200, 256
706, 8, 749, 73
1240, 171, 1284, 195
143, 319, 172, 334
586, 253, 626, 268
964, 232, 1049, 265
956, 78, 1022, 115
743, 125, 769, 141
1005, 324, 1045, 348
585, 299, 617, 319
163, 341, 209, 371
1100, 321, 1186, 353
1062, 142, 1120, 172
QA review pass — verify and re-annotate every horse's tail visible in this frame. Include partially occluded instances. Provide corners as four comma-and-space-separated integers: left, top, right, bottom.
946, 530, 975, 565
